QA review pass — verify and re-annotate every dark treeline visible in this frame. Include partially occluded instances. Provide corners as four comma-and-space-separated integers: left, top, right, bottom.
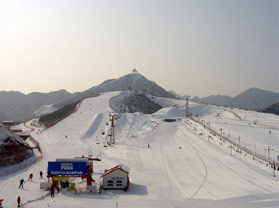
39, 101, 79, 126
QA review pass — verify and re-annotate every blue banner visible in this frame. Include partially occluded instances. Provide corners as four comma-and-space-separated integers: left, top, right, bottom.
48, 161, 86, 176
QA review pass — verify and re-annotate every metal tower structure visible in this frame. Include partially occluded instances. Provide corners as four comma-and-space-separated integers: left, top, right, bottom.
110, 114, 115, 144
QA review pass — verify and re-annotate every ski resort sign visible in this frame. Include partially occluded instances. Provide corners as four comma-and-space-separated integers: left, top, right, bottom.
48, 161, 86, 176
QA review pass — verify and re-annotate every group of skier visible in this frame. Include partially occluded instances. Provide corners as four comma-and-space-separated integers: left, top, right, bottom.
14, 171, 44, 207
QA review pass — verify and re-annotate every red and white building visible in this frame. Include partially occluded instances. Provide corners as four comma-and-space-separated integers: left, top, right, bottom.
101, 164, 130, 191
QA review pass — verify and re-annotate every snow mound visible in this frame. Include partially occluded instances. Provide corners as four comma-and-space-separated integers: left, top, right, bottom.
219, 110, 238, 120
154, 107, 185, 118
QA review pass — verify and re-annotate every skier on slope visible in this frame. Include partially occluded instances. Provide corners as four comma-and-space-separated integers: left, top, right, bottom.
28, 173, 33, 181
19, 179, 25, 189
56, 185, 60, 193
0, 198, 3, 208
17, 196, 21, 207
50, 184, 55, 198
40, 171, 43, 179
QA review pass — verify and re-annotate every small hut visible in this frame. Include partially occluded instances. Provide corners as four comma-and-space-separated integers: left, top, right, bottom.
101, 164, 130, 191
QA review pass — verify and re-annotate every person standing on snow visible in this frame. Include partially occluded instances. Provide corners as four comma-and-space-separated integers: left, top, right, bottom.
0, 198, 4, 208
50, 184, 55, 198
28, 173, 33, 181
40, 171, 43, 179
19, 179, 25, 189
56, 185, 60, 194
17, 196, 21, 207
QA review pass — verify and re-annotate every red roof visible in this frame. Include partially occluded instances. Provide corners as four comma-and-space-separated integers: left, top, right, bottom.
101, 164, 129, 177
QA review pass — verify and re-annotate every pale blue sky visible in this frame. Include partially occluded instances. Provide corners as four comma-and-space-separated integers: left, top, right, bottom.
0, 0, 278, 97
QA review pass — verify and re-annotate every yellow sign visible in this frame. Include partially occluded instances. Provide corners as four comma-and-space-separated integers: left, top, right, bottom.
69, 182, 76, 191
52, 176, 69, 181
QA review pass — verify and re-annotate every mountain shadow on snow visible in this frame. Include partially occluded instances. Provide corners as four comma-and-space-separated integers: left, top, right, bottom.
110, 92, 162, 114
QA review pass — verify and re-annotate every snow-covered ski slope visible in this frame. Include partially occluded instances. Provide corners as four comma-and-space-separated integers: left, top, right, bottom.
0, 92, 278, 208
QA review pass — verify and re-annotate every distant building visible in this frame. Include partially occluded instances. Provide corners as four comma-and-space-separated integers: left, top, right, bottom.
132, 68, 138, 73
101, 164, 130, 191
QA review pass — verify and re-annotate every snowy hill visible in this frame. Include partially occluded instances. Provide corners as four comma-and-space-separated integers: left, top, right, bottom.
33, 104, 58, 117
0, 72, 177, 122
0, 91, 278, 208
54, 72, 175, 108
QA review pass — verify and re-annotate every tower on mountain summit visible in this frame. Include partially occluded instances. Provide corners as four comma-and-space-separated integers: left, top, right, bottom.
132, 68, 138, 73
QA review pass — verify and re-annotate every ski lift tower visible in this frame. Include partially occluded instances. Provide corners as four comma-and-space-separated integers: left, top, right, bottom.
184, 95, 190, 117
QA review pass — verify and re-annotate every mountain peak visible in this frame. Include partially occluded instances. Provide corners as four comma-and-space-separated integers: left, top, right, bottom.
196, 87, 279, 110
54, 72, 175, 108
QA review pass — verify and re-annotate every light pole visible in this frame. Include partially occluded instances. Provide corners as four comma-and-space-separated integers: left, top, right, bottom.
264, 146, 273, 164
229, 145, 233, 155
184, 95, 190, 117
237, 136, 241, 152
220, 128, 223, 141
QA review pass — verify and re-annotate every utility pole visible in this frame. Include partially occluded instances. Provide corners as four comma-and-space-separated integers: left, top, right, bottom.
237, 136, 241, 152
184, 95, 190, 117
229, 145, 233, 155
254, 145, 257, 158
219, 128, 223, 141
264, 146, 273, 164
272, 161, 276, 177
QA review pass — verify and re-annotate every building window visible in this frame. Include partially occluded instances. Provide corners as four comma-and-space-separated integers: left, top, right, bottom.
107, 180, 113, 187
117, 180, 122, 187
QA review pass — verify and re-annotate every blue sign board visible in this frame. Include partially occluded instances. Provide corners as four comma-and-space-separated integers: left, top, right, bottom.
48, 161, 86, 176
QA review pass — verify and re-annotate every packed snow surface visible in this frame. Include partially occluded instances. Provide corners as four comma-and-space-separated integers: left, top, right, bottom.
0, 92, 278, 208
